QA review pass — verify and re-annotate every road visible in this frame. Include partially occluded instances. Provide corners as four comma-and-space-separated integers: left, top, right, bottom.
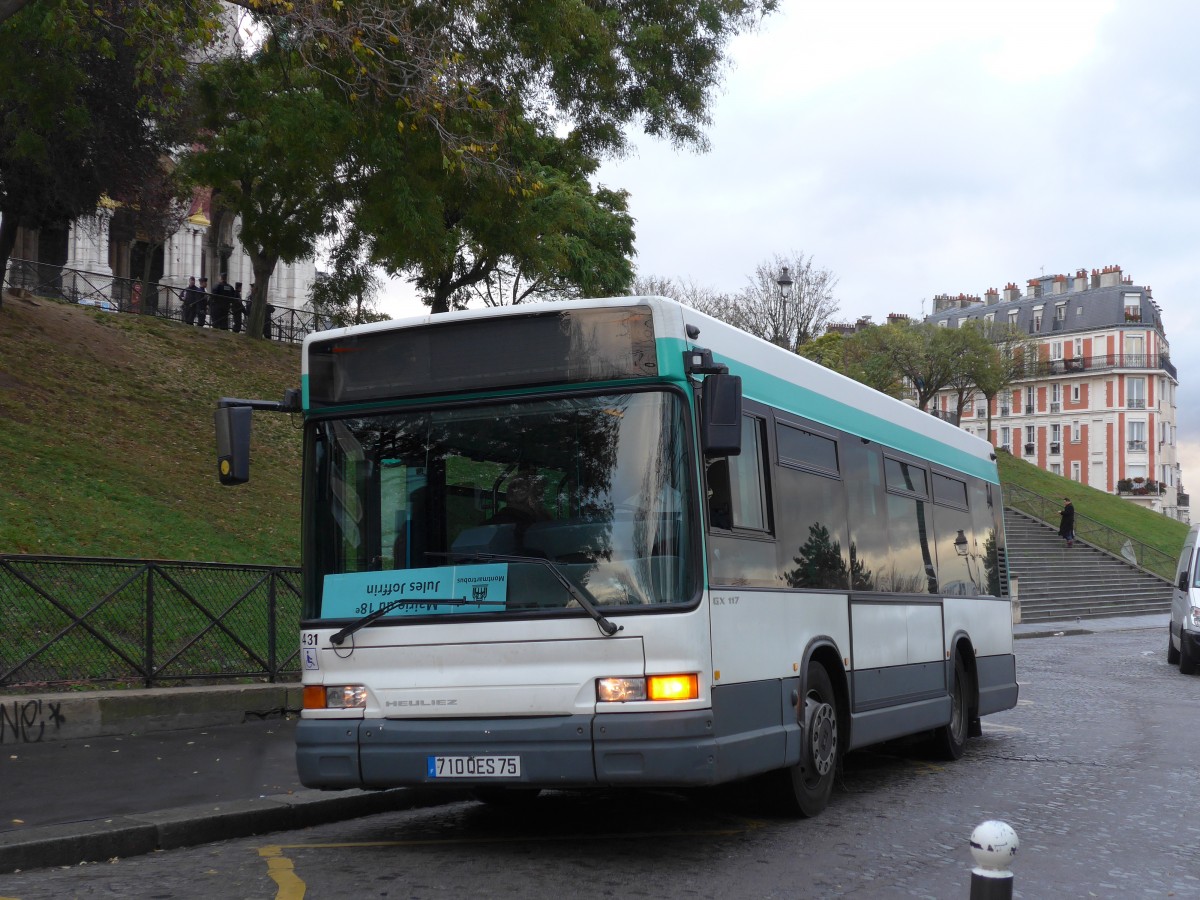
2, 625, 1196, 899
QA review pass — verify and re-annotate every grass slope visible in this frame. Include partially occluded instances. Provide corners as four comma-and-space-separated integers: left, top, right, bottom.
0, 297, 302, 564
996, 449, 1189, 568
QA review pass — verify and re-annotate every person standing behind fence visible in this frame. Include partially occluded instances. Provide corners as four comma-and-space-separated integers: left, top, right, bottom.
181, 276, 206, 326
1059, 497, 1076, 548
196, 276, 209, 326
209, 273, 238, 330
231, 281, 245, 333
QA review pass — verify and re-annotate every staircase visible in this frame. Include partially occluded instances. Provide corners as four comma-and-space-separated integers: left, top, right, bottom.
1003, 508, 1173, 623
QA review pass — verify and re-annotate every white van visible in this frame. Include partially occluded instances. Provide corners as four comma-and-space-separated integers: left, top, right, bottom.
1169, 525, 1200, 674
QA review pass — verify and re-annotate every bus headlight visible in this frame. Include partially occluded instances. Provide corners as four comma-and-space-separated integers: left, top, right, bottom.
597, 674, 699, 703
304, 685, 368, 709
1190, 607, 1200, 629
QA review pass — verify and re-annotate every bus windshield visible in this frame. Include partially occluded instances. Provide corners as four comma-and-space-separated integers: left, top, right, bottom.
305, 389, 699, 620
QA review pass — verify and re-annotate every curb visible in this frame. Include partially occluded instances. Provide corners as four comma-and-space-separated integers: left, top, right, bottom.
0, 786, 468, 874
0, 684, 302, 744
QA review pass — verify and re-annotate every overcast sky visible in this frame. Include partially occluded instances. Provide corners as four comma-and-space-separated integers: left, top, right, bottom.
380, 0, 1199, 491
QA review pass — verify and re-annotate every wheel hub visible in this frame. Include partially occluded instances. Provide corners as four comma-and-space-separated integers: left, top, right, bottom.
806, 696, 837, 777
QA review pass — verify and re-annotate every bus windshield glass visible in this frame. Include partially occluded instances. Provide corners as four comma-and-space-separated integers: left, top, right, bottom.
305, 389, 699, 621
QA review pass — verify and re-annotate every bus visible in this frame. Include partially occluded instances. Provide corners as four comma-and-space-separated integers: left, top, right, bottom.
216, 296, 1017, 816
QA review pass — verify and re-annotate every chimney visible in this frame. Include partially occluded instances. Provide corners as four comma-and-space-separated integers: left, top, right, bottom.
887, 313, 909, 325
1002, 283, 1020, 303
1100, 264, 1123, 287
1090, 268, 1100, 289
1073, 268, 1088, 292
1052, 274, 1068, 295
985, 288, 999, 305
1026, 278, 1042, 299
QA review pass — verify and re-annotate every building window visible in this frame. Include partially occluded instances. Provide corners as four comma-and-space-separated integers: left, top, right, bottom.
1124, 293, 1141, 322
1071, 420, 1081, 443
1050, 463, 1062, 476
1050, 341, 1063, 361
1054, 303, 1066, 322
1072, 384, 1081, 403
985, 312, 994, 323
1071, 461, 1081, 481
1025, 386, 1035, 414
1008, 310, 1018, 326
1032, 306, 1043, 332
1000, 426, 1010, 450
1050, 384, 1061, 413
1074, 337, 1083, 358
1127, 377, 1146, 410
1128, 421, 1146, 452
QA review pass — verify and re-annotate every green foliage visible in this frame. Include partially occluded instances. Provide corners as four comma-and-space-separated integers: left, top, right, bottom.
182, 46, 354, 337
0, 0, 219, 309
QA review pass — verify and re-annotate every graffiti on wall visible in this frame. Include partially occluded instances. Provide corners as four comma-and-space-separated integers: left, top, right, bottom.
0, 699, 66, 743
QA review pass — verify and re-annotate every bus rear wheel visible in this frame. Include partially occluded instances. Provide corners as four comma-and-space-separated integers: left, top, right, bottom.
774, 662, 839, 817
929, 652, 971, 760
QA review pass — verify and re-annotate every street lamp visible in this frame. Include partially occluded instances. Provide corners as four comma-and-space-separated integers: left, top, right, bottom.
776, 266, 793, 300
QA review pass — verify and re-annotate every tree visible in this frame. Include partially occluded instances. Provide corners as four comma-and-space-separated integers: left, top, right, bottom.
351, 110, 635, 313
0, 1, 214, 311
183, 46, 352, 338
941, 324, 995, 423
117, 162, 192, 315
709, 252, 839, 352
630, 275, 734, 319
856, 320, 961, 412
309, 238, 388, 328
967, 320, 1034, 442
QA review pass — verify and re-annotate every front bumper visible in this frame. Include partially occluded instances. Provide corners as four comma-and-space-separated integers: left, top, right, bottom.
297, 710, 718, 791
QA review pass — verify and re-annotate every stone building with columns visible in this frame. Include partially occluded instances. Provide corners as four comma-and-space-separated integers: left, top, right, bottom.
6, 185, 316, 312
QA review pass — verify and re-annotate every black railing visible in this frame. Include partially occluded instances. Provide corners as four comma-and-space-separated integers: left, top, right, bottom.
1002, 484, 1176, 581
0, 556, 301, 688
3, 258, 325, 344
1022, 353, 1177, 380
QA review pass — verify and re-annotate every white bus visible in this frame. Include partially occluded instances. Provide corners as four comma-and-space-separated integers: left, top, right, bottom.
217, 297, 1017, 816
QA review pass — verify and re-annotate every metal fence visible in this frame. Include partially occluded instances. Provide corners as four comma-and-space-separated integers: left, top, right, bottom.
3, 258, 324, 344
1002, 484, 1177, 581
0, 556, 302, 688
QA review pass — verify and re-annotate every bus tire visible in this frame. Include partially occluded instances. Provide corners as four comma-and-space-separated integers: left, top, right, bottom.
775, 662, 839, 817
1168, 631, 1180, 665
929, 652, 971, 760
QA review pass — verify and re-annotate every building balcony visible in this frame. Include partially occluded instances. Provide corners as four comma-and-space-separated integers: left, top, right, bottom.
1024, 404, 1035, 414
929, 409, 959, 426
1127, 399, 1147, 410
1050, 402, 1061, 413
1049, 442, 1061, 455
1028, 354, 1177, 380
976, 406, 987, 419
1023, 442, 1035, 456
1128, 440, 1147, 452
999, 407, 1010, 417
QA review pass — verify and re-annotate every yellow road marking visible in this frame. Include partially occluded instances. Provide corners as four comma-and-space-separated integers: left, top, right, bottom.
258, 845, 306, 900
256, 820, 766, 898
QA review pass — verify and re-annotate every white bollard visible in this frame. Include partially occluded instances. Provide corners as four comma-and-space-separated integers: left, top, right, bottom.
968, 820, 1018, 900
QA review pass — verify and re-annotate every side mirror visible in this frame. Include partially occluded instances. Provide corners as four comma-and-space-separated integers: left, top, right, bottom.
215, 405, 252, 485
701, 373, 742, 457
1182, 571, 1191, 592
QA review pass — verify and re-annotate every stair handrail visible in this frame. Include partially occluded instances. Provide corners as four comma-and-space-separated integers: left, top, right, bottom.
1002, 482, 1176, 582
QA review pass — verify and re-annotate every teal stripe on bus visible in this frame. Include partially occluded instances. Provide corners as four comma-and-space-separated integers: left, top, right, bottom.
682, 343, 998, 485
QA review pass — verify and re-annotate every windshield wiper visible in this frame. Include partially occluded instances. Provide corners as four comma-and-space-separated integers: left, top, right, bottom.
431, 551, 623, 637
329, 595, 488, 646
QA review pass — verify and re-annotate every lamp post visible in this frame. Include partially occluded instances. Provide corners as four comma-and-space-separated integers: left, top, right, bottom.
774, 266, 794, 350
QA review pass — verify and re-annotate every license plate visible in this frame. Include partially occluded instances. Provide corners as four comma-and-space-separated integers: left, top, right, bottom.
427, 755, 521, 778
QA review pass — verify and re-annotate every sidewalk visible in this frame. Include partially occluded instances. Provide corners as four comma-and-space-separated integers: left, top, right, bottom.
1013, 611, 1168, 639
0, 685, 463, 874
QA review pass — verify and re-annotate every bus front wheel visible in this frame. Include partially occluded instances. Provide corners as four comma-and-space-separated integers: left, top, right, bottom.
775, 662, 839, 817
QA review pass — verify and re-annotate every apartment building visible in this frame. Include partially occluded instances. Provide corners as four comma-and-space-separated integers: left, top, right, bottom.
925, 266, 1185, 522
